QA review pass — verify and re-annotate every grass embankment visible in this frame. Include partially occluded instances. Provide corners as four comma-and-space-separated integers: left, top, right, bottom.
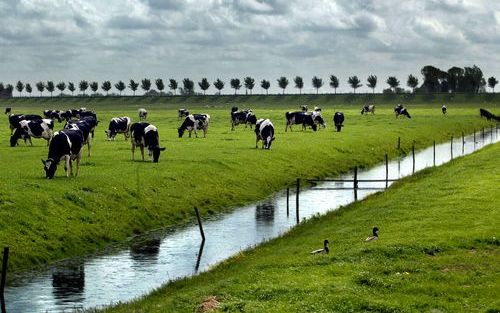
0, 95, 496, 272
102, 143, 500, 313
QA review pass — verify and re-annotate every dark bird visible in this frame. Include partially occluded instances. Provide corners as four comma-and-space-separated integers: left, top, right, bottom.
365, 227, 379, 242
310, 239, 329, 254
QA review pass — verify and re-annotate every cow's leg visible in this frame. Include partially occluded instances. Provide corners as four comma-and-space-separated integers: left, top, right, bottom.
188, 130, 192, 138
203, 126, 207, 138
131, 142, 135, 160
66, 155, 71, 177
256, 137, 259, 148
231, 122, 235, 131
194, 126, 198, 138
87, 139, 91, 157
140, 146, 145, 161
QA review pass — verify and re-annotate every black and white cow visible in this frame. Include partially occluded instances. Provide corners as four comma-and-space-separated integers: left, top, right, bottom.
5, 107, 11, 114
361, 104, 375, 115
178, 109, 189, 120
301, 105, 308, 112
311, 111, 326, 129
60, 108, 89, 121
178, 114, 210, 138
41, 129, 85, 179
105, 117, 131, 140
43, 110, 63, 122
285, 111, 317, 132
130, 122, 166, 162
139, 108, 147, 121
255, 119, 275, 149
8, 114, 43, 134
10, 119, 54, 147
314, 106, 321, 112
231, 107, 257, 130
65, 116, 98, 156
394, 105, 411, 118
333, 112, 345, 132
442, 105, 447, 115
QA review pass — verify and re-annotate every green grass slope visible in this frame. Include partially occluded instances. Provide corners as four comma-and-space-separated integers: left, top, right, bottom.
102, 143, 500, 313
0, 97, 496, 271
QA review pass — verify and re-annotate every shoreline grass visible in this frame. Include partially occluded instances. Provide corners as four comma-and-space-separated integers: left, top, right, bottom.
0, 96, 497, 272
101, 143, 500, 313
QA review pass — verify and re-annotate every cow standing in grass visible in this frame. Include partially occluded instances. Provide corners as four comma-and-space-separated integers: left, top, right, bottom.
333, 112, 345, 132
8, 114, 43, 134
231, 107, 257, 130
43, 110, 63, 122
178, 114, 210, 138
178, 109, 189, 120
255, 119, 275, 149
139, 108, 147, 121
65, 116, 98, 156
105, 117, 131, 140
10, 119, 54, 147
42, 129, 85, 179
285, 111, 317, 132
361, 104, 375, 115
311, 111, 326, 129
130, 122, 166, 162
394, 105, 411, 119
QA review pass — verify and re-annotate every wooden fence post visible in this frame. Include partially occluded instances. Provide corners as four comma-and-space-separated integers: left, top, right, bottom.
385, 154, 389, 189
412, 144, 415, 174
295, 179, 300, 224
354, 166, 358, 201
0, 246, 9, 313
482, 127, 485, 141
433, 140, 436, 166
397, 137, 401, 150
462, 132, 465, 155
194, 207, 205, 242
286, 187, 290, 217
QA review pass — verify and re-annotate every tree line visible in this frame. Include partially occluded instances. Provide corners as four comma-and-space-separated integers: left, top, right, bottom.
0, 65, 497, 98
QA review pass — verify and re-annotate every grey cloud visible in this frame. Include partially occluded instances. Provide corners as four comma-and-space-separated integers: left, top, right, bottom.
143, 0, 184, 11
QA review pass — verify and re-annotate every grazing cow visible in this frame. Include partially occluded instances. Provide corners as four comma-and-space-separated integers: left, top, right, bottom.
41, 129, 85, 179
105, 117, 131, 140
394, 105, 411, 118
479, 108, 499, 121
178, 108, 189, 120
441, 105, 447, 115
43, 109, 63, 122
8, 114, 43, 134
311, 111, 326, 129
301, 105, 308, 112
138, 108, 147, 121
285, 111, 317, 132
10, 119, 54, 147
130, 122, 166, 162
5, 107, 11, 114
178, 114, 210, 138
60, 109, 84, 121
361, 104, 375, 115
255, 119, 275, 149
65, 116, 98, 156
333, 112, 345, 132
231, 107, 257, 130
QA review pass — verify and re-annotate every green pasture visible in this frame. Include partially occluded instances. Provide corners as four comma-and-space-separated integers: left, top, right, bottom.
101, 143, 500, 313
0, 94, 497, 271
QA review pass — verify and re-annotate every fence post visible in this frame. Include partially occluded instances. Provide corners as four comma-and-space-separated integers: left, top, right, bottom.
354, 166, 358, 201
482, 127, 485, 141
473, 130, 476, 143
0, 246, 9, 313
412, 144, 415, 174
194, 207, 205, 242
286, 187, 290, 217
450, 136, 453, 160
385, 154, 389, 189
433, 140, 436, 166
295, 179, 300, 224
397, 137, 401, 150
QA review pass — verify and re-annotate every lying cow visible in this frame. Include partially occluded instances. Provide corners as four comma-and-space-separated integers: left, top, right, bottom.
139, 108, 147, 121
178, 108, 189, 120
130, 122, 166, 162
441, 105, 447, 115
394, 105, 411, 118
105, 117, 131, 140
231, 107, 257, 130
361, 104, 375, 115
42, 129, 85, 179
10, 119, 54, 147
43, 110, 63, 122
333, 112, 345, 132
8, 113, 43, 134
65, 116, 99, 156
479, 108, 498, 121
178, 114, 210, 138
285, 111, 317, 132
255, 119, 275, 149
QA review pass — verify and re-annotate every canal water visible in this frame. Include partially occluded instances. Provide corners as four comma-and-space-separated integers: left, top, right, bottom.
4, 128, 498, 312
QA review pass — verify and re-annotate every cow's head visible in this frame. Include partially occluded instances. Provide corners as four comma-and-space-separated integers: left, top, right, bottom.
178, 127, 185, 138
10, 134, 18, 147
311, 124, 318, 131
105, 130, 115, 141
148, 146, 166, 162
41, 158, 58, 179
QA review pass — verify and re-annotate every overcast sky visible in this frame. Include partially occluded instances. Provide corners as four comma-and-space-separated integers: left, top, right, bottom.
1, 0, 499, 94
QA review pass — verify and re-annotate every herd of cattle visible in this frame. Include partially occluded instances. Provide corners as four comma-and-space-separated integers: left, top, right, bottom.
6, 102, 491, 179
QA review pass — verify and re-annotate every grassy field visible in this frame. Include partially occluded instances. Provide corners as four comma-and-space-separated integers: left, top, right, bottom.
100, 142, 500, 313
0, 94, 497, 272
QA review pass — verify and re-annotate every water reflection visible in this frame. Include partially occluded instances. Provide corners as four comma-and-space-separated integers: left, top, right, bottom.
129, 238, 161, 262
194, 240, 205, 272
52, 262, 85, 304
255, 202, 275, 225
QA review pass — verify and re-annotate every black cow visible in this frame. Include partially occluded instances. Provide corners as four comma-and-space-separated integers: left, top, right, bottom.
178, 114, 210, 138
5, 107, 11, 114
479, 108, 499, 121
255, 119, 275, 149
105, 117, 131, 140
285, 111, 317, 132
441, 105, 447, 115
361, 104, 375, 115
231, 107, 257, 130
43, 110, 63, 122
41, 129, 85, 179
333, 112, 345, 132
130, 122, 166, 162
65, 116, 98, 156
10, 119, 54, 147
394, 105, 411, 118
8, 114, 43, 134
178, 109, 189, 120
138, 108, 147, 121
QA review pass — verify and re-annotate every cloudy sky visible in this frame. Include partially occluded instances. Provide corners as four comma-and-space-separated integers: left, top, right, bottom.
1, 0, 499, 94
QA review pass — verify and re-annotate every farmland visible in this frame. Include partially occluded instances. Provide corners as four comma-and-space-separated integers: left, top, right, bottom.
0, 93, 497, 272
